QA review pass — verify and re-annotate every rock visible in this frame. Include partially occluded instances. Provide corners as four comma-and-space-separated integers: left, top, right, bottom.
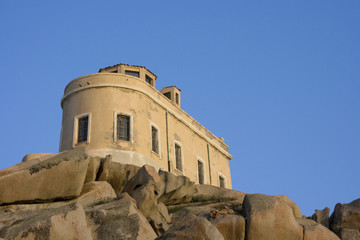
0, 148, 89, 205
22, 153, 55, 163
130, 184, 171, 235
274, 195, 302, 218
243, 193, 303, 240
211, 214, 245, 240
297, 218, 340, 240
0, 152, 61, 178
0, 181, 116, 212
194, 184, 246, 203
123, 164, 161, 195
76, 181, 117, 208
171, 205, 214, 222
86, 197, 157, 240
158, 170, 196, 205
311, 207, 330, 228
95, 214, 156, 240
338, 228, 360, 240
169, 197, 243, 224
84, 156, 101, 183
119, 165, 171, 235
157, 214, 224, 240
330, 198, 360, 237
0, 202, 92, 240
118, 192, 138, 205
97, 155, 141, 194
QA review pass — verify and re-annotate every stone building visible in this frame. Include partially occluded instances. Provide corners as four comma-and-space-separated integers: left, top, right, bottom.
59, 63, 233, 188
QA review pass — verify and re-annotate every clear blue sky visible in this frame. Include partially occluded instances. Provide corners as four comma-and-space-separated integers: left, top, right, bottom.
0, 1, 359, 216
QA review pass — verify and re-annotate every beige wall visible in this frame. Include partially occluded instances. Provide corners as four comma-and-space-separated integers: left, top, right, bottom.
60, 72, 232, 188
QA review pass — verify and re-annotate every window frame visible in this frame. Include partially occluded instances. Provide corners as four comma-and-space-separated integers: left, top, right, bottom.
174, 140, 184, 173
125, 70, 140, 78
72, 112, 91, 147
113, 112, 133, 143
145, 74, 154, 86
218, 172, 226, 188
197, 157, 206, 184
150, 123, 161, 157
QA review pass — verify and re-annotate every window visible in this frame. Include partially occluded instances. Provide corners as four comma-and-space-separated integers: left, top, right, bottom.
73, 113, 91, 147
125, 70, 140, 78
219, 175, 226, 188
175, 143, 182, 171
77, 116, 88, 143
176, 93, 179, 104
197, 160, 204, 184
151, 126, 159, 154
117, 115, 130, 141
145, 75, 153, 86
163, 92, 171, 100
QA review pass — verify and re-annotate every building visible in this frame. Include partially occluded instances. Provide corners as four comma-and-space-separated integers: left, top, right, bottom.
59, 63, 233, 188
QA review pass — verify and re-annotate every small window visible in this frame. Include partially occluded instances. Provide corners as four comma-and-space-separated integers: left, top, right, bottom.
145, 75, 153, 85
125, 70, 140, 78
78, 116, 88, 143
163, 92, 171, 100
111, 70, 117, 73
219, 175, 225, 188
117, 115, 130, 141
176, 93, 179, 104
151, 126, 159, 154
175, 143, 182, 171
197, 160, 204, 184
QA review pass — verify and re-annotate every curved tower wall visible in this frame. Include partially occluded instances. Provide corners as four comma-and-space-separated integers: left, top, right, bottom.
60, 69, 233, 188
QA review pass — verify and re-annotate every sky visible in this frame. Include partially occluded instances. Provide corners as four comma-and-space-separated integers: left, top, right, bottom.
0, 1, 359, 216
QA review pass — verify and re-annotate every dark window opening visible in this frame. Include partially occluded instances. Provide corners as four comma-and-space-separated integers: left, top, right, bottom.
117, 115, 130, 141
219, 175, 225, 188
175, 143, 182, 171
163, 92, 171, 100
152, 126, 159, 154
125, 70, 140, 78
198, 160, 204, 184
176, 93, 179, 104
111, 70, 117, 73
78, 116, 88, 143
145, 75, 153, 85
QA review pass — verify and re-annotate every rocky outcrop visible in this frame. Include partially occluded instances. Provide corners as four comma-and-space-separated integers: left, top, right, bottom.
76, 181, 117, 208
123, 165, 171, 235
330, 198, 360, 239
274, 194, 302, 218
297, 218, 340, 240
0, 149, 359, 239
338, 228, 360, 240
158, 170, 196, 205
194, 184, 246, 203
84, 156, 101, 183
0, 202, 92, 240
211, 214, 246, 240
86, 195, 157, 240
243, 193, 303, 240
311, 207, 330, 228
97, 155, 140, 194
157, 214, 225, 240
0, 149, 89, 205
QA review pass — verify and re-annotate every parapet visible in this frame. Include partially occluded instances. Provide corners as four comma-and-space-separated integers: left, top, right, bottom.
99, 63, 157, 87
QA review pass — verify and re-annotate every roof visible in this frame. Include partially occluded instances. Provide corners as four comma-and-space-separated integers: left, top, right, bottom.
98, 63, 157, 78
161, 86, 181, 91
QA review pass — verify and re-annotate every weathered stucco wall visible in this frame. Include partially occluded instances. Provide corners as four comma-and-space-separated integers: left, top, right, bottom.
60, 71, 232, 188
